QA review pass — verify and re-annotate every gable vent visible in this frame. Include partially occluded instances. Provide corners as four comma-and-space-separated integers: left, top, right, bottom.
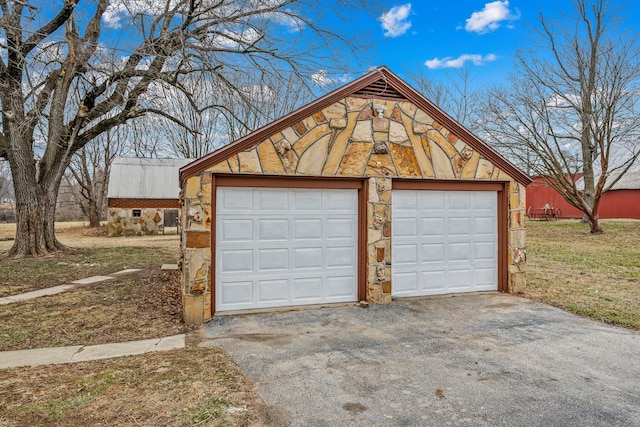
353, 78, 407, 101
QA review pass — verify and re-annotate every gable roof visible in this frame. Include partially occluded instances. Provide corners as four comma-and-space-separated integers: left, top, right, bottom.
108, 157, 192, 199
180, 66, 532, 186
575, 144, 640, 191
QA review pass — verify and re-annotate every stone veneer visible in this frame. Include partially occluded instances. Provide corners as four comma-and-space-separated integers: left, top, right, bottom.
108, 207, 165, 237
181, 96, 527, 324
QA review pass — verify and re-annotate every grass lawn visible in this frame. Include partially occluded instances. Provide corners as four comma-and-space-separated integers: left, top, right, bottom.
0, 225, 265, 426
0, 348, 263, 426
525, 219, 640, 329
0, 223, 180, 296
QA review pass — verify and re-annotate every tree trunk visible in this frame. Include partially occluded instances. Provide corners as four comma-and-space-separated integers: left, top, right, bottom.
8, 155, 66, 257
88, 198, 101, 227
5, 122, 69, 256
590, 218, 604, 234
588, 195, 604, 234
10, 175, 47, 257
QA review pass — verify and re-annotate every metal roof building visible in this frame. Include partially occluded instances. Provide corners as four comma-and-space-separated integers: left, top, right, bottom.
108, 157, 192, 199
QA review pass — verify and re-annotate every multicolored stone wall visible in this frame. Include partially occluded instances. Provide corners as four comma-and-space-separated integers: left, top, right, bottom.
107, 207, 165, 237
181, 96, 527, 323
509, 182, 527, 294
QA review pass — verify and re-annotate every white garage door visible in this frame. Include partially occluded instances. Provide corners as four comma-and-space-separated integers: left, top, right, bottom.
216, 187, 358, 312
392, 190, 497, 297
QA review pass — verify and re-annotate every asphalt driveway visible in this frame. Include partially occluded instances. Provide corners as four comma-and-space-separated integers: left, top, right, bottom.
200, 293, 640, 426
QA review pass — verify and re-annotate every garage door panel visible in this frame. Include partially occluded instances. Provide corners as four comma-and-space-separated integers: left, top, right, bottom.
395, 244, 418, 264
394, 217, 417, 237
326, 246, 355, 268
217, 187, 358, 312
258, 248, 288, 271
449, 268, 473, 288
449, 243, 471, 261
293, 219, 323, 240
392, 189, 497, 298
448, 217, 471, 235
394, 191, 418, 210
220, 219, 253, 242
220, 281, 253, 306
474, 217, 496, 234
392, 272, 418, 294
293, 247, 323, 269
420, 218, 445, 236
421, 271, 446, 292
419, 192, 444, 210
258, 279, 289, 302
326, 191, 357, 211
293, 277, 323, 300
475, 268, 497, 286
420, 243, 444, 263
258, 219, 289, 240
293, 190, 322, 210
326, 276, 356, 298
474, 242, 496, 260
448, 192, 471, 209
473, 192, 496, 209
220, 250, 253, 272
327, 218, 356, 239
258, 190, 289, 210
219, 188, 253, 211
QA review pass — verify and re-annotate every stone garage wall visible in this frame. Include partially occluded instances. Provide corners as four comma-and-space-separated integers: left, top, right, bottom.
181, 96, 527, 324
108, 207, 165, 236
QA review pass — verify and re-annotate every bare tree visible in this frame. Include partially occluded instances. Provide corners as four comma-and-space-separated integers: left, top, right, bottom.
0, 0, 376, 256
143, 67, 316, 159
219, 71, 315, 142
65, 125, 127, 227
408, 67, 484, 132
483, 0, 640, 233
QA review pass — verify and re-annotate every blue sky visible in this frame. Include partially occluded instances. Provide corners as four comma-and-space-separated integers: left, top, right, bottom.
341, 0, 640, 87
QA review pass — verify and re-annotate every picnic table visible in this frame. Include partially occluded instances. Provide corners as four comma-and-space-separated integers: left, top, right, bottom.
527, 205, 562, 221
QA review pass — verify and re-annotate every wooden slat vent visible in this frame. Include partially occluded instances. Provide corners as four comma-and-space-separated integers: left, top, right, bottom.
353, 79, 407, 100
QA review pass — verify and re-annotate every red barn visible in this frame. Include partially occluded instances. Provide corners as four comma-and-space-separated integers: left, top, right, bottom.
527, 164, 640, 220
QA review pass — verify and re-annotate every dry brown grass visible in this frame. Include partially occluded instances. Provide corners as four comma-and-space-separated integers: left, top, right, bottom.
525, 219, 640, 329
0, 230, 266, 426
0, 348, 264, 426
0, 270, 189, 351
1, 228, 180, 297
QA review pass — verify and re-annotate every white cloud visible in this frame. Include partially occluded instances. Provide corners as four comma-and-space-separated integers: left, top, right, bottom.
213, 28, 262, 49
379, 4, 412, 38
311, 70, 334, 86
104, 0, 304, 33
102, 0, 167, 29
268, 10, 306, 33
464, 1, 520, 34
424, 53, 497, 69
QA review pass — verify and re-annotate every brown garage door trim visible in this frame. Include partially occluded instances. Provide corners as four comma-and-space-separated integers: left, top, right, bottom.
210, 174, 368, 316
392, 179, 509, 293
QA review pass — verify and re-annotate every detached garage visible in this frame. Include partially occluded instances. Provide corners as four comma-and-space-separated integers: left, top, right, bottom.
179, 66, 531, 324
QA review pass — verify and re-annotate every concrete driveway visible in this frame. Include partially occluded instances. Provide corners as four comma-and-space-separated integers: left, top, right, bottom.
200, 293, 640, 426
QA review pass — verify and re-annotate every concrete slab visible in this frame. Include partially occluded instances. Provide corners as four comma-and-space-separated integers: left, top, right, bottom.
71, 338, 162, 362
110, 268, 142, 276
0, 346, 83, 369
161, 264, 179, 270
0, 285, 75, 305
71, 275, 114, 285
0, 335, 186, 369
201, 293, 640, 427
70, 334, 186, 362
155, 334, 186, 351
